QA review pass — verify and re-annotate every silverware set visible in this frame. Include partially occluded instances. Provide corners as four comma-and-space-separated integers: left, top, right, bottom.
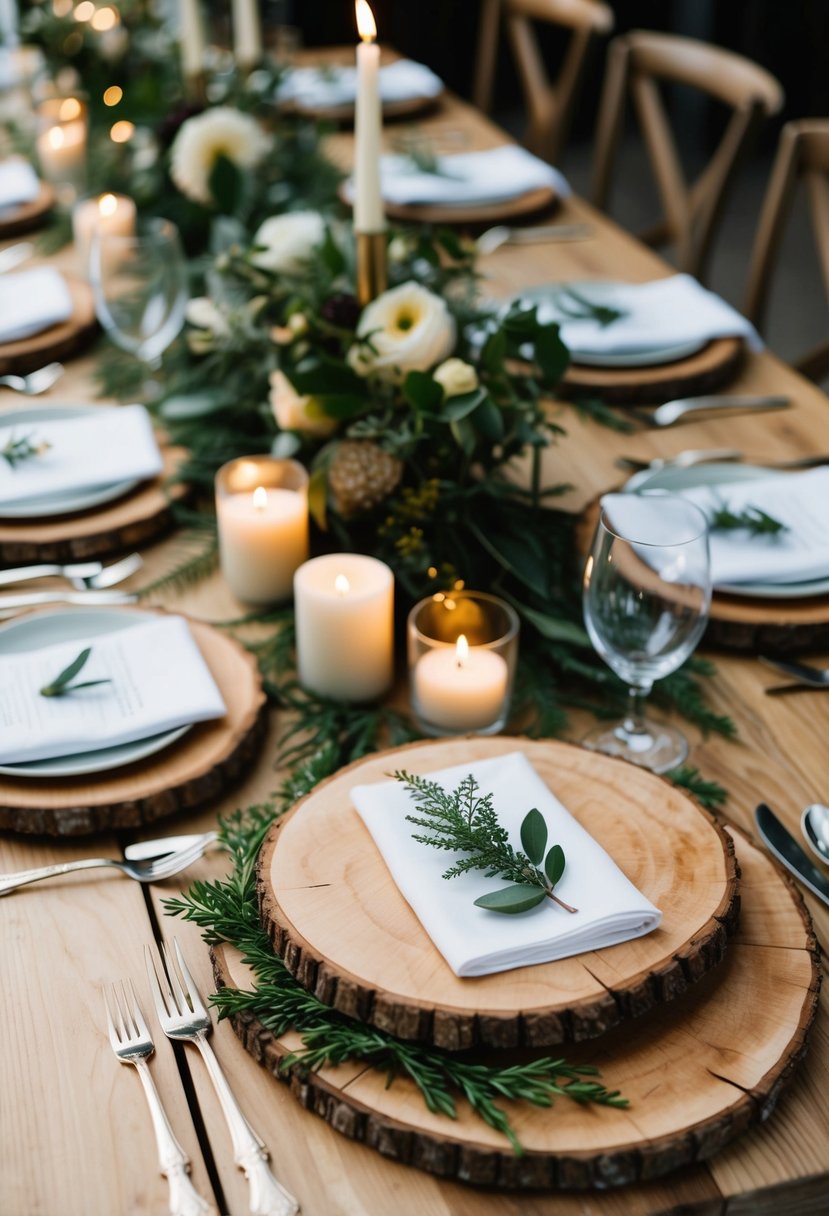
107, 940, 300, 1216
0, 360, 64, 395
617, 448, 829, 473
628, 394, 791, 428
0, 552, 142, 616
759, 654, 829, 695
755, 802, 829, 908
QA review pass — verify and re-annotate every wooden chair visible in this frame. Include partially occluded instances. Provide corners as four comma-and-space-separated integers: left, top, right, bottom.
591, 31, 784, 282
473, 0, 613, 165
744, 120, 829, 381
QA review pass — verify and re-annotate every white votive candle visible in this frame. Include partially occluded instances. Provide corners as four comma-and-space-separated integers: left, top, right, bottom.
414, 634, 508, 732
36, 98, 87, 197
72, 192, 137, 272
294, 554, 394, 701
216, 458, 309, 604
354, 0, 384, 233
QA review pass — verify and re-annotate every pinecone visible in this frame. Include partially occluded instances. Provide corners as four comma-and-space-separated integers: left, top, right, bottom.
328, 441, 403, 518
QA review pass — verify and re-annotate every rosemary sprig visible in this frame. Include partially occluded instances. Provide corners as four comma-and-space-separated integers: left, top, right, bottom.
39, 647, 111, 697
1, 432, 50, 469
396, 771, 576, 914
165, 803, 626, 1154
553, 286, 626, 328
709, 502, 787, 535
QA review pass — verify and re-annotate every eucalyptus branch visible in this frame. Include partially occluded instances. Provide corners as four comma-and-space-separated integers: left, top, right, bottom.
39, 647, 110, 697
709, 502, 787, 535
1, 432, 50, 469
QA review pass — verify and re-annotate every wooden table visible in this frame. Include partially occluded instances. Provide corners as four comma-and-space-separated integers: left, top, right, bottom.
2, 77, 829, 1216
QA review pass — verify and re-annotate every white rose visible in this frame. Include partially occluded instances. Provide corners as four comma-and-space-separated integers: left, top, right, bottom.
185, 296, 230, 337
251, 212, 326, 274
433, 358, 479, 398
269, 370, 337, 437
170, 106, 270, 206
348, 282, 456, 383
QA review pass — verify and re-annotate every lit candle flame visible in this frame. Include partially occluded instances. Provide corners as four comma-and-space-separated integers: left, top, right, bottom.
455, 634, 469, 667
58, 97, 82, 121
48, 127, 66, 150
355, 0, 377, 42
335, 574, 350, 596
253, 486, 268, 511
99, 192, 117, 216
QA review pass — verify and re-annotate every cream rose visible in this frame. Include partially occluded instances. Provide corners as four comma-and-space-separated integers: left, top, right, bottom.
348, 282, 456, 383
433, 357, 479, 398
170, 107, 270, 206
269, 370, 337, 437
251, 211, 326, 274
185, 296, 230, 337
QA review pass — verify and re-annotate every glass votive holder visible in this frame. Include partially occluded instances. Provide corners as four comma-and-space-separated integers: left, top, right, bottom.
35, 96, 88, 205
215, 456, 309, 605
408, 591, 520, 736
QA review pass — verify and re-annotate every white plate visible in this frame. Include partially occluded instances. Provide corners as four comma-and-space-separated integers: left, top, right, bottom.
624, 463, 829, 599
0, 404, 140, 518
0, 607, 190, 778
518, 283, 708, 367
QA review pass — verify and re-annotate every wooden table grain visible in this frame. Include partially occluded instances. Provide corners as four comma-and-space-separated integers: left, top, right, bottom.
2, 72, 829, 1216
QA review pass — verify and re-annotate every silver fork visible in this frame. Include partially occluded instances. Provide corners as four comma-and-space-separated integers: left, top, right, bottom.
0, 362, 64, 395
146, 940, 300, 1216
0, 836, 208, 895
632, 394, 790, 428
104, 981, 215, 1216
0, 552, 142, 590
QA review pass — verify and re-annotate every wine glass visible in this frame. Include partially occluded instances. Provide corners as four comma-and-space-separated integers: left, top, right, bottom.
582, 492, 711, 773
89, 217, 188, 396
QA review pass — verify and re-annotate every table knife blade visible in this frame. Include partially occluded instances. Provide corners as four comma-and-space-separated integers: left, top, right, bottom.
755, 802, 829, 907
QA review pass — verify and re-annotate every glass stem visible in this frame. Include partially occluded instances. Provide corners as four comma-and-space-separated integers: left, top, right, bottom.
623, 681, 653, 737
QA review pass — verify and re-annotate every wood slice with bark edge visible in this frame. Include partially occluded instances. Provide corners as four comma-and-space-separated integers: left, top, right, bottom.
0, 608, 266, 836
256, 737, 739, 1052
213, 825, 819, 1191
0, 276, 97, 375
561, 337, 744, 404
0, 444, 189, 564
0, 178, 55, 238
578, 493, 829, 654
337, 181, 560, 229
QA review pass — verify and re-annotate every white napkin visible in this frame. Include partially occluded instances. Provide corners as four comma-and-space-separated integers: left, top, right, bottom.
279, 59, 443, 108
0, 160, 39, 212
665, 467, 829, 586
0, 266, 74, 343
0, 615, 227, 765
525, 274, 762, 356
0, 405, 163, 506
345, 145, 571, 208
352, 751, 661, 977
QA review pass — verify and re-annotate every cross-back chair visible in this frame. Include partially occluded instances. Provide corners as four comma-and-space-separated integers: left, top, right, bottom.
473, 0, 613, 165
744, 120, 829, 381
591, 30, 784, 282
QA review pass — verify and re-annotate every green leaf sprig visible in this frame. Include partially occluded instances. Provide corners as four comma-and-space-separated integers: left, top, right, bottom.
395, 771, 577, 915
1, 432, 50, 469
39, 647, 111, 698
553, 286, 627, 329
710, 502, 787, 535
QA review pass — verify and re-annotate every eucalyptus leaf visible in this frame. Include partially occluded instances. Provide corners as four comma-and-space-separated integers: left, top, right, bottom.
545, 844, 566, 887
441, 387, 487, 421
39, 647, 111, 698
402, 370, 443, 413
510, 598, 591, 647
520, 808, 547, 865
474, 884, 547, 914
471, 396, 504, 441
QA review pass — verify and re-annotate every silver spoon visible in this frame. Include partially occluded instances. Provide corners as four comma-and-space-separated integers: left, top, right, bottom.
802, 803, 829, 864
633, 394, 791, 429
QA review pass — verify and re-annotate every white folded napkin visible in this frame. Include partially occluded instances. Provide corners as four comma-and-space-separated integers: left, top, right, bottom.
525, 274, 761, 356
0, 160, 40, 212
0, 266, 74, 343
345, 145, 571, 208
665, 467, 829, 586
0, 615, 227, 765
279, 58, 443, 108
352, 751, 661, 977
0, 405, 163, 506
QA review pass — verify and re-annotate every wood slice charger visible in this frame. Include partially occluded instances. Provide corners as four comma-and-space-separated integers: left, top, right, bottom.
257, 737, 739, 1051
579, 492, 829, 653
0, 608, 267, 836
0, 444, 189, 564
216, 822, 819, 1190
0, 275, 97, 375
338, 181, 559, 229
0, 178, 55, 239
561, 337, 744, 405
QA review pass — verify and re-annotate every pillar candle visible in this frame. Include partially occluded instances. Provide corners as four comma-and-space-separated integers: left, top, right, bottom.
413, 634, 509, 732
353, 0, 384, 233
294, 554, 394, 701
179, 0, 206, 80
232, 0, 262, 70
72, 192, 137, 272
216, 458, 309, 604
35, 99, 87, 197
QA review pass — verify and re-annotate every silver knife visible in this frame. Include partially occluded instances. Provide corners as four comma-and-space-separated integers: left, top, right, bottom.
758, 655, 829, 688
755, 802, 829, 907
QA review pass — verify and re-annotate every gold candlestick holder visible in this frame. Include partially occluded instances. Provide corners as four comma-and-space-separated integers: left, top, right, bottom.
356, 231, 388, 306
184, 71, 208, 106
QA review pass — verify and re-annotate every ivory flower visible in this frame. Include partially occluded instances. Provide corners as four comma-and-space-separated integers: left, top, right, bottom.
433, 357, 479, 398
251, 211, 326, 274
348, 282, 456, 383
185, 296, 229, 337
269, 370, 337, 437
170, 107, 270, 206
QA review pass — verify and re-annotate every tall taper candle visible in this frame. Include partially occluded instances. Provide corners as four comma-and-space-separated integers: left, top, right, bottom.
354, 0, 384, 234
232, 0, 262, 70
179, 0, 206, 82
